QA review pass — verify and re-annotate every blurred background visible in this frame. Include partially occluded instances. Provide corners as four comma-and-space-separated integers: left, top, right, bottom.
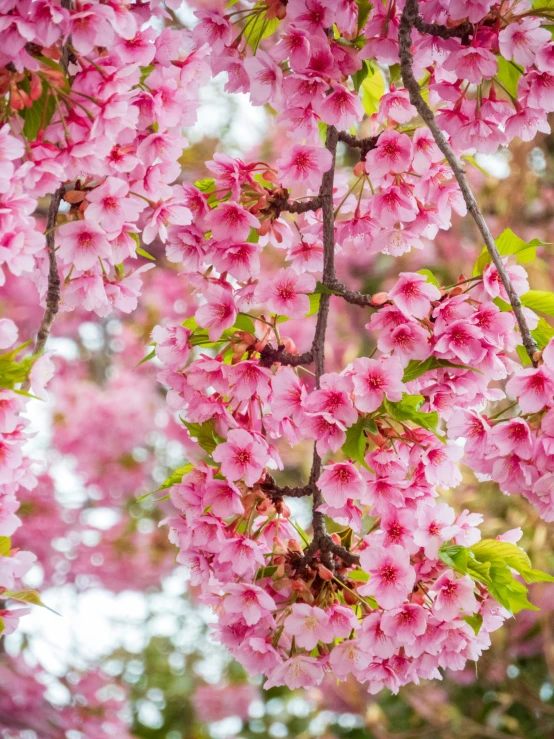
2, 4, 554, 738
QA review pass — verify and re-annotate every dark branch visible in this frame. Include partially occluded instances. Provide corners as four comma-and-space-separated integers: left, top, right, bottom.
327, 280, 374, 306
260, 476, 312, 500
414, 17, 472, 38
258, 344, 313, 368
267, 192, 323, 216
399, 0, 539, 365
34, 185, 64, 354
338, 131, 380, 160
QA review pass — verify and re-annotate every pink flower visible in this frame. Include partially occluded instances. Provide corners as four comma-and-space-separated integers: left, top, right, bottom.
265, 655, 324, 689
217, 537, 266, 577
212, 429, 269, 487
270, 368, 308, 425
359, 612, 397, 658
223, 583, 276, 625
85, 177, 144, 234
350, 356, 405, 413
226, 361, 272, 402
506, 366, 554, 413
317, 461, 366, 507
482, 259, 529, 301
365, 130, 412, 178
303, 372, 357, 426
208, 203, 260, 242
388, 272, 441, 319
499, 19, 550, 67
411, 128, 443, 175
151, 324, 191, 369
284, 604, 334, 649
0, 318, 18, 349
303, 413, 346, 455
256, 268, 316, 318
359, 545, 416, 608
380, 603, 427, 645
317, 86, 364, 130
443, 47, 498, 84
204, 479, 244, 518
430, 570, 478, 621
329, 639, 370, 679
414, 503, 461, 559
449, 0, 493, 22
277, 145, 333, 191
377, 322, 430, 366
491, 418, 534, 460
57, 221, 112, 271
433, 321, 486, 365
244, 50, 283, 106
195, 285, 237, 341
370, 186, 418, 227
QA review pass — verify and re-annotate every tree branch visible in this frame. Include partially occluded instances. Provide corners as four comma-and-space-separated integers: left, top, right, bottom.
398, 0, 539, 364
414, 17, 472, 38
337, 131, 380, 160
327, 280, 374, 306
34, 185, 64, 354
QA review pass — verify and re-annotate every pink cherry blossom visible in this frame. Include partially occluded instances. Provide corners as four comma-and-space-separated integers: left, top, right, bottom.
430, 570, 478, 621
208, 203, 260, 242
212, 429, 269, 487
317, 461, 366, 507
350, 356, 405, 413
277, 145, 333, 191
388, 272, 441, 319
359, 545, 416, 608
256, 268, 316, 318
506, 366, 554, 414
223, 583, 276, 626
57, 221, 112, 271
194, 285, 237, 341
284, 604, 334, 650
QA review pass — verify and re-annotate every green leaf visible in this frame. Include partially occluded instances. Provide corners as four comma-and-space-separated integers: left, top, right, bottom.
352, 59, 371, 93
235, 314, 256, 334
473, 228, 540, 276
255, 565, 278, 580
307, 293, 321, 316
361, 65, 385, 116
532, 317, 554, 349
135, 348, 156, 368
496, 57, 523, 98
182, 419, 222, 455
439, 544, 469, 574
356, 0, 371, 32
402, 357, 478, 383
140, 65, 155, 83
137, 246, 155, 261
195, 177, 216, 193
0, 537, 11, 557
463, 613, 483, 635
21, 81, 56, 141
244, 7, 280, 52
521, 290, 554, 317
3, 589, 59, 615
471, 539, 554, 585
0, 351, 37, 390
383, 393, 440, 436
315, 281, 342, 296
417, 269, 440, 288
341, 417, 376, 466
462, 155, 491, 177
348, 569, 370, 582
137, 463, 195, 501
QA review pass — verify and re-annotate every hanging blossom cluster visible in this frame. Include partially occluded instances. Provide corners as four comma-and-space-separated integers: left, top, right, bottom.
0, 0, 203, 635
149, 0, 554, 695
3, 0, 554, 695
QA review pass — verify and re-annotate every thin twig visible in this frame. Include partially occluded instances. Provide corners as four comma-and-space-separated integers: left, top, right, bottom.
398, 0, 539, 364
337, 131, 380, 160
34, 185, 64, 353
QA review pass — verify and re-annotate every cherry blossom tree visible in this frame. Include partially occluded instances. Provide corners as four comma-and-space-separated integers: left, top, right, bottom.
3, 0, 554, 710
